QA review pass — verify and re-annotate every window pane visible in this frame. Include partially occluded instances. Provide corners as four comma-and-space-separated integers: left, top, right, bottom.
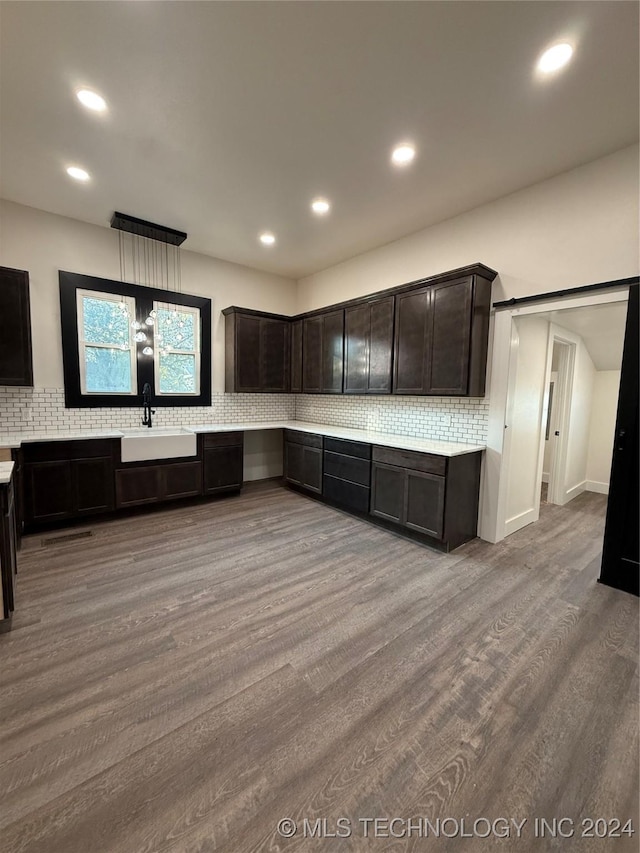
83, 296, 130, 346
158, 352, 196, 394
85, 346, 133, 393
156, 308, 195, 351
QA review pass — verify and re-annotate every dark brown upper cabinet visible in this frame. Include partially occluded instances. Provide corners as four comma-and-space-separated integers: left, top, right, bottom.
393, 273, 492, 396
224, 308, 290, 393
290, 319, 303, 393
302, 309, 344, 394
0, 267, 33, 386
344, 296, 394, 394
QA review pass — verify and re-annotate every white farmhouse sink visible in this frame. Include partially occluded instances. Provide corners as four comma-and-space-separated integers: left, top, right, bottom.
120, 427, 197, 463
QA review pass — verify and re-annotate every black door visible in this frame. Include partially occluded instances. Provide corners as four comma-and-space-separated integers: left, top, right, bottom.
600, 284, 639, 596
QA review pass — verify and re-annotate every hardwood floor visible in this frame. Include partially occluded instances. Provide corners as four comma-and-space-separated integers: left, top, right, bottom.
0, 482, 637, 852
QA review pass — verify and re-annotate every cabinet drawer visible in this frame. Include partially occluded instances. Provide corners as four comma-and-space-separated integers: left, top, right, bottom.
323, 474, 370, 513
23, 439, 116, 462
202, 432, 244, 449
323, 450, 370, 487
324, 437, 371, 460
284, 429, 323, 449
372, 446, 446, 476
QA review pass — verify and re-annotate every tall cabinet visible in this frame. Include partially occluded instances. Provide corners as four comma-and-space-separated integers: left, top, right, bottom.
0, 267, 33, 387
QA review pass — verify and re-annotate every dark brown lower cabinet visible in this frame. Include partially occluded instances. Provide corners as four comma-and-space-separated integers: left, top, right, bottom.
0, 474, 18, 624
322, 437, 371, 513
283, 430, 323, 494
370, 446, 481, 551
115, 461, 203, 508
202, 432, 244, 495
23, 440, 116, 526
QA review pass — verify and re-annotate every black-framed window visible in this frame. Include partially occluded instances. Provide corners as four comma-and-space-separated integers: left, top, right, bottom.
59, 271, 211, 407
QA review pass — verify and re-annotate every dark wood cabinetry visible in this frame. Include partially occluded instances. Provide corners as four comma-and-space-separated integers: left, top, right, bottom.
322, 437, 371, 513
344, 296, 394, 394
302, 310, 344, 394
370, 446, 481, 551
283, 430, 323, 493
202, 432, 244, 495
290, 319, 303, 393
0, 473, 17, 624
394, 275, 491, 396
23, 440, 116, 526
224, 308, 290, 393
115, 460, 203, 508
0, 267, 33, 386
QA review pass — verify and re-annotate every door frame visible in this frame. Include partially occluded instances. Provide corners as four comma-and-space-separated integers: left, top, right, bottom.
479, 286, 630, 543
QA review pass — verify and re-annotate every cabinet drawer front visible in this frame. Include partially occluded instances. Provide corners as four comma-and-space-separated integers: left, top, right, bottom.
284, 429, 323, 449
323, 474, 370, 513
324, 437, 371, 460
23, 439, 116, 462
372, 446, 446, 476
202, 432, 244, 449
323, 451, 370, 486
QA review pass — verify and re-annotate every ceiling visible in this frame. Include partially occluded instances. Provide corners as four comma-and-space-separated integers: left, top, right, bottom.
546, 301, 628, 370
1, 1, 638, 279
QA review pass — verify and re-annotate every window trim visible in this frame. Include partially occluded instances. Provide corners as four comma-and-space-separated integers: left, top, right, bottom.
60, 271, 212, 408
153, 301, 201, 396
76, 288, 137, 396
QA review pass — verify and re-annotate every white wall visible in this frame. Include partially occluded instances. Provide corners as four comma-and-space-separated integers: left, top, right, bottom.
0, 199, 297, 391
561, 333, 595, 503
586, 370, 621, 494
297, 145, 639, 311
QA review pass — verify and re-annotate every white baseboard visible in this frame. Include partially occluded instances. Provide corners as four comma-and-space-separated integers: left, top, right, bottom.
542, 472, 550, 484
586, 480, 609, 495
504, 507, 538, 537
560, 481, 587, 505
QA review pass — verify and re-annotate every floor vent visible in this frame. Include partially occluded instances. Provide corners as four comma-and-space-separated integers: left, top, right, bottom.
42, 531, 94, 547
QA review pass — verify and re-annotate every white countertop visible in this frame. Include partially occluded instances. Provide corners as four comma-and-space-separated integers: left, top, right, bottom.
0, 461, 15, 485
0, 422, 485, 457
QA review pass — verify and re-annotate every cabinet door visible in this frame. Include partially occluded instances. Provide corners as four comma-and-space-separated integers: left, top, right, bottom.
0, 482, 17, 618
203, 447, 243, 494
73, 457, 114, 515
25, 461, 73, 523
368, 297, 394, 393
370, 462, 405, 523
321, 310, 344, 393
290, 319, 303, 393
344, 304, 369, 393
163, 461, 203, 500
302, 446, 323, 493
261, 318, 290, 392
284, 441, 303, 484
0, 267, 33, 386
405, 470, 445, 538
426, 278, 473, 395
302, 316, 323, 392
115, 467, 161, 508
393, 287, 430, 394
235, 315, 261, 391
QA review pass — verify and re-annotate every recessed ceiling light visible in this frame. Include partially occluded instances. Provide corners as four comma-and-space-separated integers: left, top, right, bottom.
311, 198, 331, 215
537, 43, 574, 73
259, 231, 276, 246
391, 143, 416, 167
76, 89, 107, 112
66, 166, 90, 182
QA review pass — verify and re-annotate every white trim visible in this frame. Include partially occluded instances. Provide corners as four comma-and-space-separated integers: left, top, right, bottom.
547, 330, 577, 506
480, 286, 630, 544
76, 289, 137, 395
153, 301, 201, 396
586, 480, 609, 495
504, 507, 538, 537
562, 480, 587, 504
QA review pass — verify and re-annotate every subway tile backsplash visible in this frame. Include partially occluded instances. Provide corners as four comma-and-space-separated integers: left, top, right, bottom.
0, 387, 488, 443
295, 394, 488, 443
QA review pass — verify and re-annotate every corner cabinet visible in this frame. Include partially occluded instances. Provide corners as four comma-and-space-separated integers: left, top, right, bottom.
223, 308, 290, 393
0, 267, 34, 386
393, 273, 492, 396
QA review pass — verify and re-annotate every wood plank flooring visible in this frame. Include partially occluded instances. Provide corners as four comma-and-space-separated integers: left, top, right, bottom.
0, 482, 637, 853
